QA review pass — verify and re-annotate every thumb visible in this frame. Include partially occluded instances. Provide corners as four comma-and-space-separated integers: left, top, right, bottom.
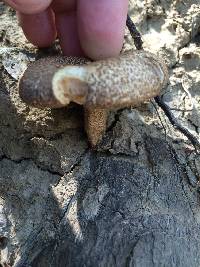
3, 0, 52, 14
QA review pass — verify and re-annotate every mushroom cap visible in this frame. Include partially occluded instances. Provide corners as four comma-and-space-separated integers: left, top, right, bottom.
19, 50, 168, 110
19, 56, 89, 108
84, 50, 169, 109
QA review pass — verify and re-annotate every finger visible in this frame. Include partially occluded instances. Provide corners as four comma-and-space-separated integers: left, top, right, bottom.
51, 0, 76, 13
52, 0, 83, 56
18, 8, 57, 47
55, 11, 84, 56
77, 0, 128, 60
4, 0, 52, 14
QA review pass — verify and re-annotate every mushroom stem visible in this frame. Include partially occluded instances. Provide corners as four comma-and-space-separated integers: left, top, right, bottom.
84, 107, 108, 147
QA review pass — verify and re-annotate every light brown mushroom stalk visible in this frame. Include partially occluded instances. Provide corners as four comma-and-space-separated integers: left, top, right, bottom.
84, 107, 108, 147
19, 50, 168, 147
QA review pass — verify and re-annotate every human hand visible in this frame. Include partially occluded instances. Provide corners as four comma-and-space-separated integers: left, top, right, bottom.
4, 0, 128, 60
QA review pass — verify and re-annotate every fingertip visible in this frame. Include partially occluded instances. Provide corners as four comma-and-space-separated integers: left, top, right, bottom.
4, 0, 52, 14
77, 0, 128, 60
55, 12, 84, 56
18, 8, 57, 47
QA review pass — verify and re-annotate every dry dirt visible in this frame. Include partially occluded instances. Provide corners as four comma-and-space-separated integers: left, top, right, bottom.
0, 1, 200, 266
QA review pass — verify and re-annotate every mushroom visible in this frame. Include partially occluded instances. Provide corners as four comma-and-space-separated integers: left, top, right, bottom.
19, 50, 168, 147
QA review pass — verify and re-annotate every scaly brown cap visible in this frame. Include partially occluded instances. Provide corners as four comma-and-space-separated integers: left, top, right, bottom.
19, 56, 89, 108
